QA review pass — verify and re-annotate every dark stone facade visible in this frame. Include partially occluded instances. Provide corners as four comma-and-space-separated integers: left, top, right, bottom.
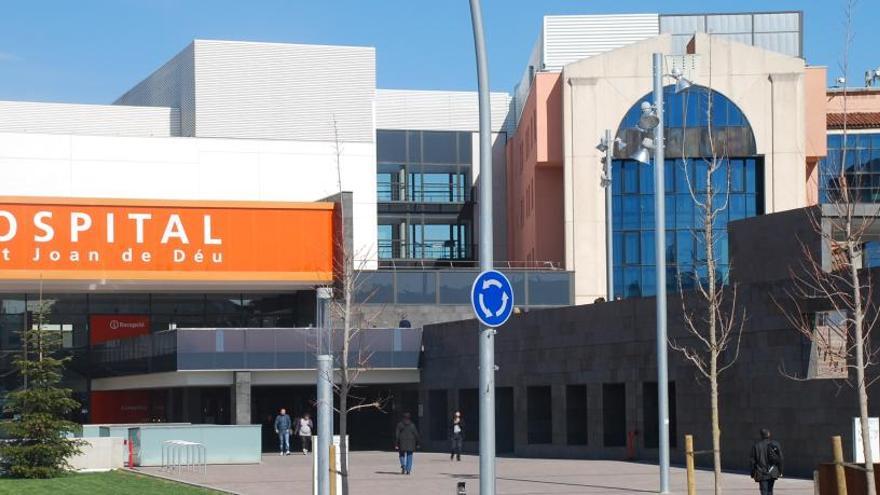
417, 208, 879, 476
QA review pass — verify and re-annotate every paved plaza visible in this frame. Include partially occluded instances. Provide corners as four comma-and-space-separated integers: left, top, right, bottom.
135, 452, 815, 494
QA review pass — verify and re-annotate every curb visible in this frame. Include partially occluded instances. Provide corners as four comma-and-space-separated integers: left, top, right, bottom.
123, 467, 241, 494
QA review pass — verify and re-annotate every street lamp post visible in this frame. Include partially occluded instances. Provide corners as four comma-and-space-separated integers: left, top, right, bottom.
316, 287, 334, 495
652, 52, 670, 495
469, 1, 496, 494
629, 54, 690, 495
597, 129, 620, 301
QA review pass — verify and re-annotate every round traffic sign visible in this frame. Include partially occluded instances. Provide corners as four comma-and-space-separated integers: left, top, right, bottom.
471, 270, 515, 328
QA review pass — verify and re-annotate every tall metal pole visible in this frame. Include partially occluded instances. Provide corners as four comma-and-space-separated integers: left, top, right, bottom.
469, 1, 496, 493
316, 287, 333, 495
603, 129, 614, 301
652, 52, 670, 495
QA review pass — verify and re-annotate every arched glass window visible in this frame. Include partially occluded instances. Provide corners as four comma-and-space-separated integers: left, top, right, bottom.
610, 86, 763, 299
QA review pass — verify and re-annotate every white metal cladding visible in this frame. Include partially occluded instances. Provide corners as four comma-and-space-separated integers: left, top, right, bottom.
193, 40, 375, 143
115, 43, 195, 136
375, 89, 512, 134
660, 12, 802, 58
512, 37, 544, 125
0, 101, 180, 137
541, 14, 660, 71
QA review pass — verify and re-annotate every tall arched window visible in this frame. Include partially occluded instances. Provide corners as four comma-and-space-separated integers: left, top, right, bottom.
610, 85, 764, 299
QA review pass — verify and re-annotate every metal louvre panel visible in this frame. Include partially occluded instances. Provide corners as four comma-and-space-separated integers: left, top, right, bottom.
755, 32, 800, 58
115, 43, 195, 136
376, 89, 511, 134
706, 14, 753, 33
0, 101, 180, 137
754, 12, 800, 32
193, 40, 375, 143
542, 14, 660, 71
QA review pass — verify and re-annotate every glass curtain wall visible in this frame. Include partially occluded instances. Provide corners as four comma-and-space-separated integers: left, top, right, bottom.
377, 130, 473, 261
611, 86, 763, 298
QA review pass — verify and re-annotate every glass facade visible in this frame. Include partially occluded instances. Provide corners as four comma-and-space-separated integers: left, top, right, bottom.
612, 86, 763, 298
377, 130, 474, 262
819, 133, 880, 203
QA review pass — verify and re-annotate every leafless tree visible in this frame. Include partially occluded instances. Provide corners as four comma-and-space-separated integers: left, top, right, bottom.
324, 117, 389, 495
774, 2, 878, 493
668, 37, 745, 495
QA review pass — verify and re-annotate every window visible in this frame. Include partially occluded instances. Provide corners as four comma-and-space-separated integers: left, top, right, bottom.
643, 382, 677, 448
603, 383, 626, 447
611, 87, 762, 299
566, 385, 588, 445
820, 132, 880, 203
527, 386, 552, 444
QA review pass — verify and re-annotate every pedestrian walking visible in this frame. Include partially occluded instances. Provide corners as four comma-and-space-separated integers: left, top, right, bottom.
296, 412, 314, 454
274, 408, 292, 456
750, 428, 784, 495
449, 411, 465, 461
394, 412, 420, 475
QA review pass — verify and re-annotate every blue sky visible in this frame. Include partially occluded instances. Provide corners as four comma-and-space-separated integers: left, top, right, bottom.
0, 1, 875, 104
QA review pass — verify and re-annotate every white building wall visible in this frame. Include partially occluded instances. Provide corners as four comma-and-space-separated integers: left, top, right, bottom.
542, 14, 660, 71
0, 101, 179, 137
376, 89, 511, 134
0, 132, 378, 268
115, 43, 196, 136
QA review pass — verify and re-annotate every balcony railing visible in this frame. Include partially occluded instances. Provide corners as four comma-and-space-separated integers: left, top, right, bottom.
378, 239, 473, 261
377, 182, 470, 203
90, 327, 422, 378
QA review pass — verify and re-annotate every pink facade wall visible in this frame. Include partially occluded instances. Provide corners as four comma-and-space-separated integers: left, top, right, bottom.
827, 88, 880, 113
507, 73, 564, 266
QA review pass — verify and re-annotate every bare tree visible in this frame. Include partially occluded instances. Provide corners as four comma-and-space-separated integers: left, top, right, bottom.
669, 37, 745, 495
775, 2, 878, 493
325, 117, 388, 495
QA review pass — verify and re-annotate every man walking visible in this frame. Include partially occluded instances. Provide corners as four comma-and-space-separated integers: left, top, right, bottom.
274, 408, 292, 456
750, 428, 783, 495
449, 411, 465, 461
296, 412, 314, 455
394, 412, 420, 475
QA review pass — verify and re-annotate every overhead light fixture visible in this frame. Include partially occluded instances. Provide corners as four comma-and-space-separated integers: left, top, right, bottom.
670, 67, 693, 94
596, 136, 626, 153
629, 136, 655, 165
637, 101, 660, 131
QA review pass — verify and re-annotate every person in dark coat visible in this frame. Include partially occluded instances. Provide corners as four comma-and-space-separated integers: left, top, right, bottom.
394, 412, 420, 475
750, 428, 784, 495
449, 411, 465, 461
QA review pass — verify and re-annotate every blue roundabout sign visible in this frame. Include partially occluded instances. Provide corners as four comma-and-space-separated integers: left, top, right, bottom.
471, 270, 515, 328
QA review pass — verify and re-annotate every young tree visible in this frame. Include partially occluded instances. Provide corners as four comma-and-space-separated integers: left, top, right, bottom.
776, 2, 878, 493
669, 38, 745, 495
326, 117, 388, 495
0, 294, 83, 478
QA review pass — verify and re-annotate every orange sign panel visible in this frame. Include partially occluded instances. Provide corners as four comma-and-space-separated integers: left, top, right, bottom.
0, 197, 335, 282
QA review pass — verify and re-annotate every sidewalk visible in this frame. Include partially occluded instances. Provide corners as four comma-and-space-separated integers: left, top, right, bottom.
136, 451, 814, 494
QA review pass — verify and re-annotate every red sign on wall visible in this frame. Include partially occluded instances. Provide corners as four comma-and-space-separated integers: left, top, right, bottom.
90, 390, 165, 424
89, 314, 150, 345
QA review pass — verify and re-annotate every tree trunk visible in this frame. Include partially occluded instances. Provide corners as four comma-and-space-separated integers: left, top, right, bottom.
852, 240, 877, 495
339, 385, 350, 495
711, 358, 722, 495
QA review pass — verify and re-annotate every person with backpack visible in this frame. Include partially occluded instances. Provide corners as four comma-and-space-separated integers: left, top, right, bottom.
295, 412, 314, 455
394, 412, 420, 475
449, 411, 465, 461
750, 428, 784, 495
274, 408, 292, 456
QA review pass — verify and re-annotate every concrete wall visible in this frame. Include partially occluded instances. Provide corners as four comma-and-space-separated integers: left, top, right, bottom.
68, 437, 126, 472
562, 33, 809, 303
827, 88, 880, 113
0, 131, 378, 267
507, 73, 564, 266
419, 270, 877, 476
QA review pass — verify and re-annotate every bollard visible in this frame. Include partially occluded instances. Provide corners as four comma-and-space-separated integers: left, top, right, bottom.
329, 443, 337, 495
832, 435, 847, 495
685, 434, 696, 495
814, 470, 820, 495
457, 481, 467, 494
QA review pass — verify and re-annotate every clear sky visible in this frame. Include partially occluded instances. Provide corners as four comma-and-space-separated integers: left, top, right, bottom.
0, 0, 875, 104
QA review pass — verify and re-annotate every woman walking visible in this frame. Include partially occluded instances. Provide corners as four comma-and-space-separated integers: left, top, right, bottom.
449, 411, 465, 461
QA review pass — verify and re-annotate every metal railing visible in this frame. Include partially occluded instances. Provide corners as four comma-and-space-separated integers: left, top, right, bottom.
378, 182, 470, 203
378, 239, 474, 261
162, 440, 206, 474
